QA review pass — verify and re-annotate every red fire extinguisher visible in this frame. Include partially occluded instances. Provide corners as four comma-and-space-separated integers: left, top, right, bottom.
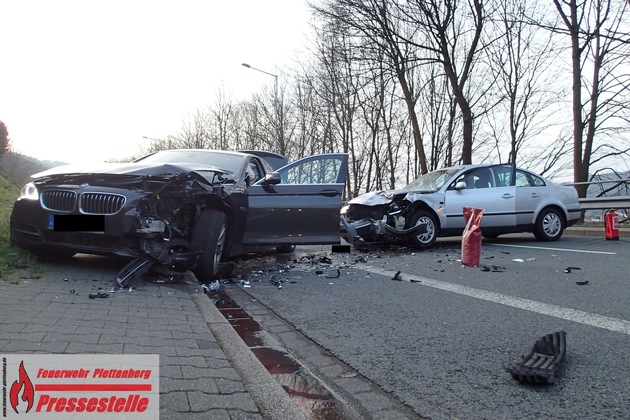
605, 209, 619, 240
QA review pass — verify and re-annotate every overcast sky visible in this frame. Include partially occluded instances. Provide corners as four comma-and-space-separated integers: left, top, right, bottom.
0, 0, 309, 164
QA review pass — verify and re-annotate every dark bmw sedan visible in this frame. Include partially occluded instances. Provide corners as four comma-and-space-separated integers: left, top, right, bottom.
11, 149, 348, 286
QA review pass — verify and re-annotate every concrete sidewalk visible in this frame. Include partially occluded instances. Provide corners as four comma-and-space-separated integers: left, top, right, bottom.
0, 254, 304, 420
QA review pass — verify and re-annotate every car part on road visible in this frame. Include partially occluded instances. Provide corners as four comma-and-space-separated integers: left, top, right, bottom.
509, 330, 567, 384
88, 290, 109, 299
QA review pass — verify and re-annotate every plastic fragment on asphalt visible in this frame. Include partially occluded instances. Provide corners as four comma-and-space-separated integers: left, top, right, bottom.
391, 271, 403, 281
325, 269, 340, 278
509, 330, 567, 385
89, 290, 109, 299
564, 266, 582, 273
513, 258, 524, 262
576, 280, 589, 285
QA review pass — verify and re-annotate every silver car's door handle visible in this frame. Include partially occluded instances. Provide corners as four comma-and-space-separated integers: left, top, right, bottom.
531, 193, 540, 198
502, 193, 514, 199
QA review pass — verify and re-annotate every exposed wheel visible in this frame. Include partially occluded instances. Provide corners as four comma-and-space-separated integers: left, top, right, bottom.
408, 210, 438, 249
190, 209, 226, 282
534, 208, 564, 241
275, 245, 296, 254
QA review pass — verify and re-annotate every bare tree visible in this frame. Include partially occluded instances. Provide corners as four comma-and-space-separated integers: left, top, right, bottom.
399, 0, 486, 165
311, 0, 430, 174
484, 0, 562, 166
550, 0, 630, 197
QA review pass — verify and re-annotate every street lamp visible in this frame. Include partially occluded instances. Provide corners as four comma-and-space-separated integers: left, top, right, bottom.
242, 62, 280, 154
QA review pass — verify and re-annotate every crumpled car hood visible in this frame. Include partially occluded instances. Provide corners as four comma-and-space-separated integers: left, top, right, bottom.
349, 187, 437, 206
32, 162, 230, 179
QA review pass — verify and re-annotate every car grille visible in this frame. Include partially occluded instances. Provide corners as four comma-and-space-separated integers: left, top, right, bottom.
41, 190, 77, 212
41, 190, 126, 215
80, 193, 127, 215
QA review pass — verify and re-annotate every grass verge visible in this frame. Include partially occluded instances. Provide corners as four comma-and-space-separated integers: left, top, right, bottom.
0, 174, 39, 283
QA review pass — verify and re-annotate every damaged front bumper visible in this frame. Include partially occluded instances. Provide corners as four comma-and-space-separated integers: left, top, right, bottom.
340, 215, 427, 246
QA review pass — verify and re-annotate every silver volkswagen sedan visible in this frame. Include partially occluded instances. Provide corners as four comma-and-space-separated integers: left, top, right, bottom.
340, 164, 581, 249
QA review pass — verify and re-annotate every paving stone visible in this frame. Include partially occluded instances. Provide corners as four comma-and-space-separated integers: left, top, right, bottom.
187, 391, 258, 413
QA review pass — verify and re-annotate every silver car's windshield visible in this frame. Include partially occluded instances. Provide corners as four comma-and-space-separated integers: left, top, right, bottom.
405, 168, 460, 191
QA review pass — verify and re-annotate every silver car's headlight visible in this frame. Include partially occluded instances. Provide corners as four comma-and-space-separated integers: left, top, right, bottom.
19, 182, 39, 200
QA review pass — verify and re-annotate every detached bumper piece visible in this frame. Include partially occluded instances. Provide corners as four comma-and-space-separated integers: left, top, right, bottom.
510, 330, 566, 384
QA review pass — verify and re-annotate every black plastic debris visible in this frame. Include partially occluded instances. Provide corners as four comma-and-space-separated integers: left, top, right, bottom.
509, 330, 567, 385
89, 290, 109, 299
325, 269, 340, 279
564, 266, 581, 273
576, 280, 589, 286
319, 256, 333, 264
355, 256, 368, 263
392, 271, 403, 281
409, 279, 422, 283
481, 265, 505, 273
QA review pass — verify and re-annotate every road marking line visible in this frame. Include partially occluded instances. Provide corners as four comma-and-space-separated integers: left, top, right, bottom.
487, 243, 616, 255
361, 265, 630, 336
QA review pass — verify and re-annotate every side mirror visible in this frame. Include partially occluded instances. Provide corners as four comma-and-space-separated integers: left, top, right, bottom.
262, 172, 281, 185
454, 181, 467, 190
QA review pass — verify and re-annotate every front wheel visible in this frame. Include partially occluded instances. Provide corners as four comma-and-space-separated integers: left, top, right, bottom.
534, 208, 564, 241
408, 210, 438, 249
191, 209, 227, 282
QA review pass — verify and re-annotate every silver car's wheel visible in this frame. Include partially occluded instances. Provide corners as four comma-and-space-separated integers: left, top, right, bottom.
409, 210, 438, 249
534, 208, 564, 241
191, 209, 227, 282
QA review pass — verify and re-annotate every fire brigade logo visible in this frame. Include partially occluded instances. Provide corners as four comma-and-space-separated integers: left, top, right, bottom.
10, 361, 34, 414
2, 354, 159, 419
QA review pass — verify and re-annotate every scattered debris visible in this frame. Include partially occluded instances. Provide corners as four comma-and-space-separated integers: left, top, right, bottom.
512, 258, 524, 263
576, 280, 589, 286
89, 290, 109, 299
201, 280, 221, 294
409, 279, 422, 283
319, 256, 333, 264
509, 330, 566, 385
341, 372, 358, 378
391, 271, 403, 281
481, 265, 506, 273
325, 269, 341, 279
564, 266, 582, 273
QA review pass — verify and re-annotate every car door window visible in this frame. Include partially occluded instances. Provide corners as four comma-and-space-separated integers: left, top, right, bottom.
277, 155, 346, 185
515, 171, 532, 187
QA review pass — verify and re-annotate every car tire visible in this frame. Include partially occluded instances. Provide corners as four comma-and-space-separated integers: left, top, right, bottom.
275, 245, 296, 254
191, 209, 226, 282
534, 208, 564, 241
408, 210, 438, 249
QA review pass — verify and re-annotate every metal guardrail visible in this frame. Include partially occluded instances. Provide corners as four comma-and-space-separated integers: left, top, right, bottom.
561, 178, 630, 210
578, 196, 630, 210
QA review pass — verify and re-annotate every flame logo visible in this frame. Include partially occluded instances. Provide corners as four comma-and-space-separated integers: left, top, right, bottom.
10, 360, 35, 414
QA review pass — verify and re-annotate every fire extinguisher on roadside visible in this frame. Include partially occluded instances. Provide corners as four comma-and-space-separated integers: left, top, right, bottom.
605, 209, 619, 240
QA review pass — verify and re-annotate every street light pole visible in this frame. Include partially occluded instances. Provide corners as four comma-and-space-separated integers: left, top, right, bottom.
242, 63, 280, 154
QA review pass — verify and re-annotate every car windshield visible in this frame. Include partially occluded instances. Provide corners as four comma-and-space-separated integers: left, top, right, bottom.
405, 168, 460, 191
135, 150, 244, 175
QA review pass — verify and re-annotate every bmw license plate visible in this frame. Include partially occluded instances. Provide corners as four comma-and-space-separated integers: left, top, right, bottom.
49, 214, 105, 232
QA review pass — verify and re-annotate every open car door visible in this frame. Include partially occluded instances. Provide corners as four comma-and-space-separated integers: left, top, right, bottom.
244, 153, 348, 245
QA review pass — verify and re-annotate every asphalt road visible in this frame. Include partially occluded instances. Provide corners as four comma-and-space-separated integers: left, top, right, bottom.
229, 234, 630, 419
